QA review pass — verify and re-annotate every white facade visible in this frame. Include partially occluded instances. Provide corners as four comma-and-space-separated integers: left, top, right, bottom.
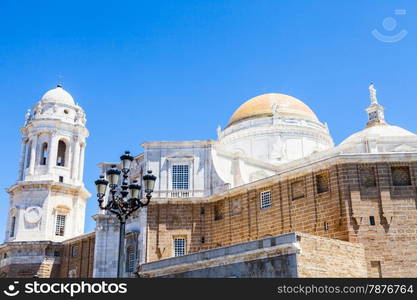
5, 85, 90, 243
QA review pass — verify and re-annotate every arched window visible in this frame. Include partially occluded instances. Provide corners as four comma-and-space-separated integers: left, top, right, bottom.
57, 140, 66, 166
26, 141, 32, 168
126, 246, 136, 273
40, 143, 48, 165
10, 216, 16, 238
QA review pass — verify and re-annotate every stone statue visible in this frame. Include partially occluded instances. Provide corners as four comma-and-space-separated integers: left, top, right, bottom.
75, 108, 86, 125
217, 126, 222, 139
35, 103, 43, 116
25, 109, 31, 125
271, 103, 279, 117
369, 83, 378, 105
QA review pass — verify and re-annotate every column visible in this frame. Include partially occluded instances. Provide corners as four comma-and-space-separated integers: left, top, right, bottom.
71, 136, 80, 180
47, 132, 59, 173
17, 137, 28, 181
28, 134, 38, 175
78, 143, 86, 181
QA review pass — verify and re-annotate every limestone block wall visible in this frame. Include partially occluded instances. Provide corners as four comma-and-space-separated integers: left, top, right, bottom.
146, 163, 349, 263
138, 233, 366, 278
0, 242, 62, 278
297, 233, 367, 277
59, 232, 95, 278
145, 158, 417, 278
340, 161, 417, 277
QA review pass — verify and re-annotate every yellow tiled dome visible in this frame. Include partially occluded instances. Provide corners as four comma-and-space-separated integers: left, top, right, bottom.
228, 93, 318, 126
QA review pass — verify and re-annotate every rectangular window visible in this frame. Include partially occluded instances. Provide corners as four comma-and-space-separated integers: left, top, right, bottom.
291, 180, 305, 200
126, 246, 135, 273
316, 173, 329, 194
174, 238, 186, 257
391, 166, 412, 186
214, 202, 224, 221
59, 176, 64, 183
359, 166, 376, 187
370, 261, 382, 278
260, 191, 272, 209
172, 165, 189, 190
71, 246, 79, 257
55, 215, 66, 236
369, 216, 376, 226
10, 216, 16, 237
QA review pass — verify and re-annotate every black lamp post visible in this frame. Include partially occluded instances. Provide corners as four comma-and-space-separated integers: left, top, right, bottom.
95, 151, 157, 278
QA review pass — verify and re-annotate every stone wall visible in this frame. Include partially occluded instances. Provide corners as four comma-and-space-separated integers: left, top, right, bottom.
59, 232, 95, 278
146, 160, 417, 277
0, 242, 62, 278
146, 164, 349, 262
139, 233, 300, 278
297, 233, 367, 277
340, 161, 417, 277
138, 232, 366, 278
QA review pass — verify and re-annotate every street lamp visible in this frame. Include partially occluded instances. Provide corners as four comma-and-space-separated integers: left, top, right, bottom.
95, 151, 157, 278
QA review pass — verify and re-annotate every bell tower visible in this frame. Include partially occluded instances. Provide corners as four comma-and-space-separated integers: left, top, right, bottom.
5, 85, 90, 243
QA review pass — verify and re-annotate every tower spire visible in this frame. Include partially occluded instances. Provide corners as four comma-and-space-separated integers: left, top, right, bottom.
366, 83, 386, 127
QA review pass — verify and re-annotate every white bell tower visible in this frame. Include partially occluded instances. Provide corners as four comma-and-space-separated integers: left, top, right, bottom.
5, 85, 91, 243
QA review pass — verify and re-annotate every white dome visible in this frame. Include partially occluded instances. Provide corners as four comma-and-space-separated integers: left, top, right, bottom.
40, 85, 75, 106
341, 124, 416, 145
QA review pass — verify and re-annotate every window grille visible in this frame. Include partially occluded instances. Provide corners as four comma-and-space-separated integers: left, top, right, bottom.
55, 215, 66, 236
172, 165, 189, 190
260, 191, 272, 209
174, 238, 186, 257
126, 246, 136, 273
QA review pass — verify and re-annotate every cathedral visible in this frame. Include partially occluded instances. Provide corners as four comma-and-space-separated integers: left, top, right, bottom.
1, 83, 417, 278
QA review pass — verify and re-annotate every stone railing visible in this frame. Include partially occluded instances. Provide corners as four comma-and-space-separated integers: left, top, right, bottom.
153, 190, 207, 198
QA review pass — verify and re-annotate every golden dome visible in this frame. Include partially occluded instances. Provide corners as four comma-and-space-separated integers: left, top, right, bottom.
228, 93, 319, 126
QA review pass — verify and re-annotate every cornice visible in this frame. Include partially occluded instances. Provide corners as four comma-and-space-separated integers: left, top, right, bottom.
7, 181, 91, 198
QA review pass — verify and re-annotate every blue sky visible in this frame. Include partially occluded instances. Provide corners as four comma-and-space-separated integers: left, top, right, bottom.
0, 0, 416, 241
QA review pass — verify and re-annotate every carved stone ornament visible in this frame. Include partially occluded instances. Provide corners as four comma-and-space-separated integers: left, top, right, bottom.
24, 206, 42, 224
